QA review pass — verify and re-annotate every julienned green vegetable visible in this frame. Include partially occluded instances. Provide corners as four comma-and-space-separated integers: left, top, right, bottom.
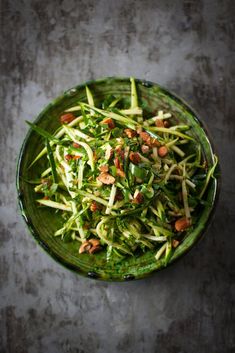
27, 77, 218, 264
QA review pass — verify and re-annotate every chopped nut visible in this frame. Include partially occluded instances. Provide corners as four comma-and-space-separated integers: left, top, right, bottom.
158, 146, 168, 158
124, 128, 137, 138
89, 245, 102, 254
115, 148, 125, 173
101, 118, 115, 129
60, 113, 76, 124
132, 192, 144, 204
73, 142, 80, 148
97, 172, 115, 185
99, 165, 109, 173
139, 131, 151, 145
141, 145, 150, 154
175, 217, 191, 232
90, 201, 102, 212
65, 154, 73, 161
114, 157, 121, 169
115, 146, 125, 160
73, 155, 81, 160
79, 241, 92, 254
129, 152, 141, 164
89, 238, 100, 247
139, 131, 160, 147
155, 119, 164, 127
164, 120, 170, 128
79, 239, 102, 254
172, 239, 180, 248
114, 154, 125, 178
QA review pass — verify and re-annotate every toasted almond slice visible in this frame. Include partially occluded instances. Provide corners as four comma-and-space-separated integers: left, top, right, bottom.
79, 241, 92, 254
141, 145, 150, 154
89, 239, 100, 247
158, 146, 168, 158
129, 152, 141, 164
60, 113, 76, 124
97, 172, 115, 185
124, 128, 137, 138
175, 217, 191, 232
101, 118, 115, 129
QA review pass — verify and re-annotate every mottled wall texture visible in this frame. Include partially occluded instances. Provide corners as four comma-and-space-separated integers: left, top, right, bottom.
0, 0, 235, 352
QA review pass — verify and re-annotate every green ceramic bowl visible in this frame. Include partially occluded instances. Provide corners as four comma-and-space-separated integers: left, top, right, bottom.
16, 77, 219, 281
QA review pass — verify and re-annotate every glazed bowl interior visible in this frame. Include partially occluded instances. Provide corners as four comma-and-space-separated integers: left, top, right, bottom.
17, 77, 218, 281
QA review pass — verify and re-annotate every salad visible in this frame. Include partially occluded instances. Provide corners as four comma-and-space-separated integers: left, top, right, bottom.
27, 78, 218, 264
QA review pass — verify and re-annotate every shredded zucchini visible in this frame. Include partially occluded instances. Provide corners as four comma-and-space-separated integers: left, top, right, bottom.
26, 77, 218, 263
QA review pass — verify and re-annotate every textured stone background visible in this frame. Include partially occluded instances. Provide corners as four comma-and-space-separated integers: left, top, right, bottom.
0, 0, 235, 352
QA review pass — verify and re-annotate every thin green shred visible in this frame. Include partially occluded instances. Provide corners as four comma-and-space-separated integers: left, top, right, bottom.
26, 121, 59, 142
46, 139, 58, 183
199, 155, 218, 199
147, 126, 194, 140
130, 77, 138, 109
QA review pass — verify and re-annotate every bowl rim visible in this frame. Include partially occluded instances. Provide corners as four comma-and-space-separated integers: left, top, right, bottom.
16, 76, 220, 281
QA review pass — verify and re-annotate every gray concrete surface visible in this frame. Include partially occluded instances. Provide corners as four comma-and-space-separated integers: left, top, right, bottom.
1, 0, 235, 352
